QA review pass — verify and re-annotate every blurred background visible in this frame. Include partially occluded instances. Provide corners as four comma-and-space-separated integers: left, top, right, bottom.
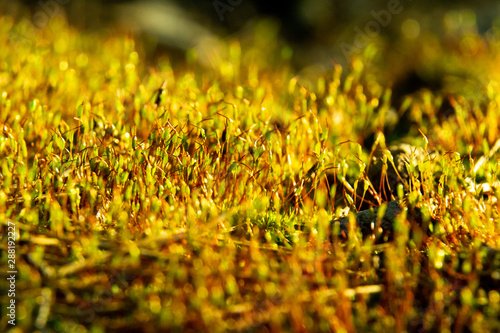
2, 0, 500, 91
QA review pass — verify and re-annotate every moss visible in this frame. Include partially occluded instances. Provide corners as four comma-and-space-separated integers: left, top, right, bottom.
1, 10, 500, 333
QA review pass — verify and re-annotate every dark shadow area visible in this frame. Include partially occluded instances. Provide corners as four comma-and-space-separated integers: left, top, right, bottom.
4, 0, 499, 68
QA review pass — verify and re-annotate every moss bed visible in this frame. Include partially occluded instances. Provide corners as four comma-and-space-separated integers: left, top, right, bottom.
1, 12, 500, 333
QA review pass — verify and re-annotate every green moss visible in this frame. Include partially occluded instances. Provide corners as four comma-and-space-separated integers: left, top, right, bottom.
0, 11, 499, 333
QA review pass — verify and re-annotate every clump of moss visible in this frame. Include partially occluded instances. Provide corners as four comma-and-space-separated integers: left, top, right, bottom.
0, 11, 499, 333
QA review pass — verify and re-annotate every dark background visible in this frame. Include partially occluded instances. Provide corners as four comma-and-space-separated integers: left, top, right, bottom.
2, 0, 500, 78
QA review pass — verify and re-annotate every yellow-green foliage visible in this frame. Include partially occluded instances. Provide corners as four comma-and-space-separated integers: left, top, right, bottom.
0, 12, 499, 332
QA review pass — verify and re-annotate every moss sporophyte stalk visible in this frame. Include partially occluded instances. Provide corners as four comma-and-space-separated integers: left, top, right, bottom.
1, 9, 500, 333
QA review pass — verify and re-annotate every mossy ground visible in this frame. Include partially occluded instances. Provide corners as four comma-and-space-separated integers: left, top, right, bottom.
0, 11, 500, 333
